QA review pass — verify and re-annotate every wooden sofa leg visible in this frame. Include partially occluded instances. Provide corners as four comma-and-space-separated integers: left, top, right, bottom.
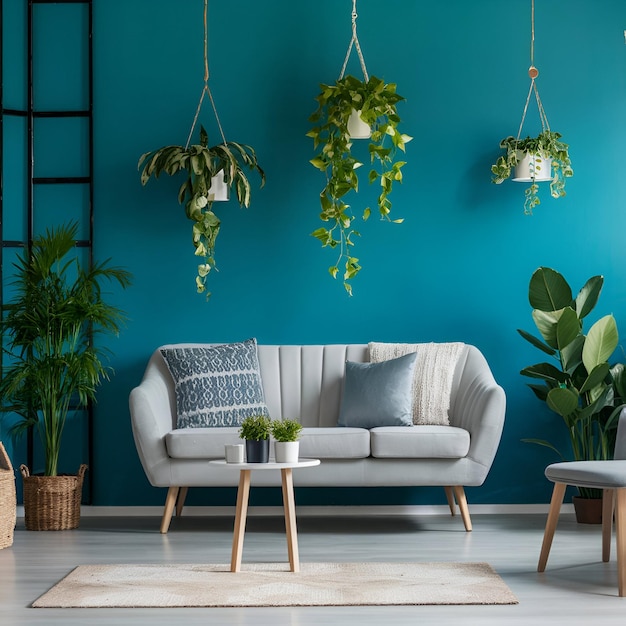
615, 488, 626, 597
160, 486, 179, 534
444, 487, 456, 516
176, 487, 189, 517
538, 482, 566, 572
452, 486, 472, 531
602, 489, 615, 563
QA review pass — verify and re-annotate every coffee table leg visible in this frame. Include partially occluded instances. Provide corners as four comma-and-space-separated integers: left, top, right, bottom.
231, 469, 251, 572
281, 467, 299, 572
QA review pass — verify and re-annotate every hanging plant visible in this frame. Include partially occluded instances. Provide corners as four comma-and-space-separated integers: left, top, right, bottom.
491, 130, 573, 215
490, 0, 573, 215
137, 0, 264, 298
138, 127, 264, 295
307, 1, 411, 296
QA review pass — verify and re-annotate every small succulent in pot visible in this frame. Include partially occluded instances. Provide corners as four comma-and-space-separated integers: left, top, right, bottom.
270, 418, 303, 443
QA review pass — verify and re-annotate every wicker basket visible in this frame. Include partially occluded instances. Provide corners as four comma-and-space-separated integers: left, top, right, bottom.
0, 442, 16, 549
20, 464, 88, 531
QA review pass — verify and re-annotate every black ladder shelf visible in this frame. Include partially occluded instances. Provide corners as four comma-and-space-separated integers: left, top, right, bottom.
0, 0, 94, 500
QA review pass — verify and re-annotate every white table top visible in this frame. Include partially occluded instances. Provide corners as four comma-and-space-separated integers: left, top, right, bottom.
209, 458, 320, 470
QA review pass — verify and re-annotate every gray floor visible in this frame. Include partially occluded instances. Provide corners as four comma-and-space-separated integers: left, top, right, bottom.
1, 510, 625, 625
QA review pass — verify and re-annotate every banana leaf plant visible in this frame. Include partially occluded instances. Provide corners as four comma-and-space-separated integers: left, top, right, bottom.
307, 75, 412, 295
518, 267, 626, 497
138, 126, 265, 297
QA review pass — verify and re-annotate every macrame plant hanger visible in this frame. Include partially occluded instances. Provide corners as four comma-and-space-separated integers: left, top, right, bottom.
185, 0, 228, 155
515, 0, 550, 148
339, 0, 369, 82
182, 0, 229, 200
339, 0, 371, 138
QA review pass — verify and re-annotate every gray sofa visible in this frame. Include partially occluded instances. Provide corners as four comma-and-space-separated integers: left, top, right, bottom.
130, 343, 506, 533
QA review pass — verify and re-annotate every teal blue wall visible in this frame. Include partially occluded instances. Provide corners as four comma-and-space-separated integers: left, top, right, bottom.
2, 0, 626, 507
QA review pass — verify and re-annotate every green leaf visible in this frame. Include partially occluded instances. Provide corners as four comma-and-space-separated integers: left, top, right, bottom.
555, 306, 581, 351
517, 328, 556, 356
531, 308, 566, 349
575, 275, 603, 319
529, 267, 573, 312
547, 387, 580, 417
582, 314, 618, 372
521, 362, 568, 384
579, 362, 610, 394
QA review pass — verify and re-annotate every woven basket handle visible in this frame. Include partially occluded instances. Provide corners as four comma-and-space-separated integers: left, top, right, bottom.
77, 464, 88, 482
20, 464, 30, 478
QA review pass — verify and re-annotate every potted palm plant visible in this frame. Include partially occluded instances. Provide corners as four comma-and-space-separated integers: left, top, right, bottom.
0, 222, 131, 530
138, 125, 265, 298
491, 130, 573, 215
271, 418, 303, 463
518, 267, 626, 522
238, 415, 272, 463
308, 74, 412, 295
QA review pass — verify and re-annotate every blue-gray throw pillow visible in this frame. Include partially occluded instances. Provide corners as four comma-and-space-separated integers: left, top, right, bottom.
338, 352, 417, 428
160, 339, 270, 428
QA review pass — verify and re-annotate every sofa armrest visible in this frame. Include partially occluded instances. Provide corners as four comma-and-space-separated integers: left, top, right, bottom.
451, 346, 506, 482
129, 376, 175, 487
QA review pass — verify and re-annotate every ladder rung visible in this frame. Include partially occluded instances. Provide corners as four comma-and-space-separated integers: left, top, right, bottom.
33, 176, 90, 185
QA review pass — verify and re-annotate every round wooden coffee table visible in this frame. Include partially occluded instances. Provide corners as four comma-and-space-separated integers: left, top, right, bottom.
210, 459, 320, 572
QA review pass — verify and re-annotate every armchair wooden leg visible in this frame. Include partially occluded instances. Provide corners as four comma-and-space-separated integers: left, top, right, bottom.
602, 489, 615, 563
615, 488, 626, 597
160, 486, 179, 534
538, 482, 566, 572
176, 487, 189, 517
444, 487, 456, 516
452, 486, 472, 531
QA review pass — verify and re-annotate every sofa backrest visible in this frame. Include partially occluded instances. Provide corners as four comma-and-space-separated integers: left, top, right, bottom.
144, 342, 489, 429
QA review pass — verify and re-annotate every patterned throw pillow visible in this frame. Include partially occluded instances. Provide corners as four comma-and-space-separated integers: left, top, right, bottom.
160, 339, 270, 428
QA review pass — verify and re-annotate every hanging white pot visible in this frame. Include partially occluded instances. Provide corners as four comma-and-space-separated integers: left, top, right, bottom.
513, 151, 553, 183
274, 441, 299, 464
347, 109, 371, 139
208, 169, 229, 202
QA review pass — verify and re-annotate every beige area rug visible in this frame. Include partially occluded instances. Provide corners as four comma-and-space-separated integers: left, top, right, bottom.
33, 562, 518, 608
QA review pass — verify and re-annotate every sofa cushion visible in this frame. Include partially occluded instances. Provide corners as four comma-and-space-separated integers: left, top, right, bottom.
369, 342, 467, 426
370, 425, 470, 459
165, 426, 371, 460
299, 427, 370, 459
166, 427, 240, 459
160, 339, 270, 429
338, 353, 417, 428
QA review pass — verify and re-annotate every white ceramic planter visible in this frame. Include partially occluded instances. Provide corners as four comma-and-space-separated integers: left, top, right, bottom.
347, 109, 371, 139
208, 169, 229, 201
274, 441, 299, 464
513, 151, 553, 182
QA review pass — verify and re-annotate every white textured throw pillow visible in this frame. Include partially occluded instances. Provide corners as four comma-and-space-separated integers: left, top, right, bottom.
368, 342, 466, 426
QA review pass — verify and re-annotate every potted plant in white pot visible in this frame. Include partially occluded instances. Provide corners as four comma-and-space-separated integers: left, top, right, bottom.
238, 415, 272, 463
0, 222, 131, 530
308, 74, 412, 295
271, 418, 303, 463
518, 267, 626, 523
138, 126, 265, 298
491, 130, 573, 215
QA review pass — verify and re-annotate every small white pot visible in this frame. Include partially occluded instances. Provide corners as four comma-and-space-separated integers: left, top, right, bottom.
208, 169, 229, 202
513, 151, 553, 182
347, 109, 371, 139
274, 441, 299, 464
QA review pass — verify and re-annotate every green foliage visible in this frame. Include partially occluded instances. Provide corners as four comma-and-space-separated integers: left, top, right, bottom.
518, 267, 625, 496
491, 130, 573, 215
308, 75, 412, 295
238, 415, 272, 441
138, 126, 265, 298
0, 222, 132, 476
270, 418, 302, 442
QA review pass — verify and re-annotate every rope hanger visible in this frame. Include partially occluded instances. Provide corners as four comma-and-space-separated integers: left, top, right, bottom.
185, 0, 227, 149
516, 0, 550, 142
339, 0, 369, 81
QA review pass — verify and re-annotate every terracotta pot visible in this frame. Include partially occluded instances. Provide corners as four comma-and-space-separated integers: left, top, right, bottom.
572, 496, 603, 524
